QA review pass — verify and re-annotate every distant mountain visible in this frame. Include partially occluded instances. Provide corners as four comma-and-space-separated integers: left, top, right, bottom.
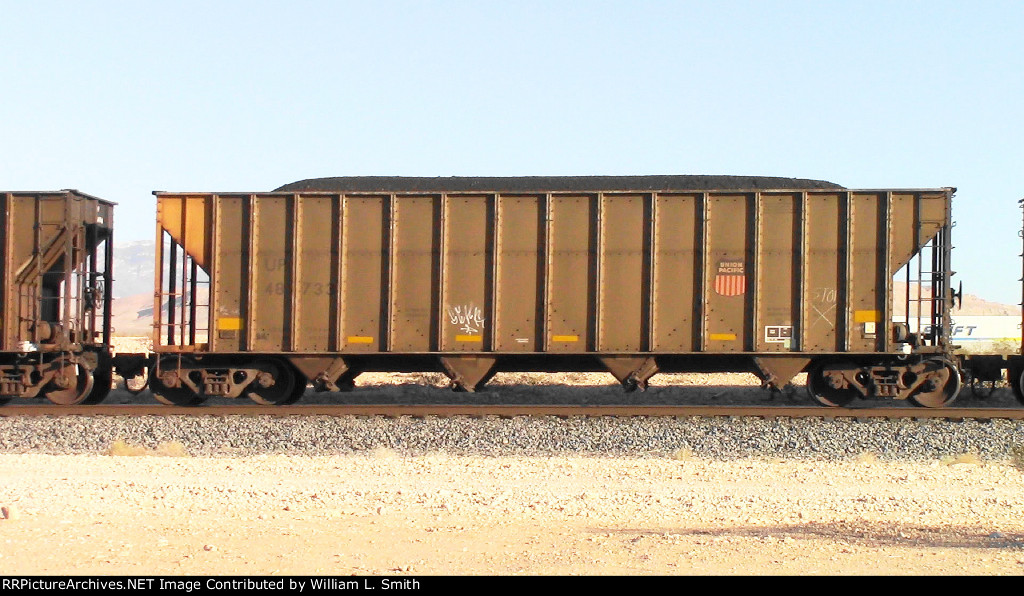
111, 239, 202, 337
112, 240, 155, 299
111, 292, 155, 336
892, 281, 1016, 316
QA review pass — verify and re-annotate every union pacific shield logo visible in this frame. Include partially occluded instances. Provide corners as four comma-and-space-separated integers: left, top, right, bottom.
714, 260, 746, 296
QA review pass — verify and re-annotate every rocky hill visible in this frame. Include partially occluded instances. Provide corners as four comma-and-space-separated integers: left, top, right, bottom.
892, 281, 1017, 316
112, 240, 155, 299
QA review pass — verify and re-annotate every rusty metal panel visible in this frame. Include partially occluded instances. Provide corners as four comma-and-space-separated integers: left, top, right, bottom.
210, 196, 245, 352
887, 190, 947, 271
704, 194, 750, 352
251, 196, 289, 351
6, 196, 36, 347
493, 195, 542, 352
889, 193, 917, 275
755, 193, 800, 353
390, 195, 439, 352
441, 195, 489, 351
0, 195, 7, 347
295, 195, 335, 351
598, 193, 647, 352
157, 196, 212, 270
341, 196, 386, 352
651, 193, 699, 351
0, 191, 115, 353
547, 195, 595, 352
848, 192, 885, 352
802, 193, 842, 351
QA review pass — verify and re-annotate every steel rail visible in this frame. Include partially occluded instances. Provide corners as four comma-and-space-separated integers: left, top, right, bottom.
1, 404, 1023, 420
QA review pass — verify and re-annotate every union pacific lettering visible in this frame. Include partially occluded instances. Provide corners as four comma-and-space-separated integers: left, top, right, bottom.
717, 261, 745, 274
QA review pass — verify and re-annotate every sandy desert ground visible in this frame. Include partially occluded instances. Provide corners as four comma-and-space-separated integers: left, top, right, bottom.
2, 337, 1021, 576
2, 450, 1024, 576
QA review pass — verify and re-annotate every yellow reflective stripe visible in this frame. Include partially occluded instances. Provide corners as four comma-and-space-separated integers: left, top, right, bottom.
217, 317, 242, 331
854, 310, 881, 323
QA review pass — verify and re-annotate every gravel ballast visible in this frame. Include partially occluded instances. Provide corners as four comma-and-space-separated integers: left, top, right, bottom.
5, 372, 1024, 575
3, 371, 1022, 461
2, 411, 1023, 461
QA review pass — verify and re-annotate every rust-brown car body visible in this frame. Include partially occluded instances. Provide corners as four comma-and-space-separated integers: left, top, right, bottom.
149, 177, 960, 407
0, 190, 115, 405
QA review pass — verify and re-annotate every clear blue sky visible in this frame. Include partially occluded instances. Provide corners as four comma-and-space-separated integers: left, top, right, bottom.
2, 1, 1022, 303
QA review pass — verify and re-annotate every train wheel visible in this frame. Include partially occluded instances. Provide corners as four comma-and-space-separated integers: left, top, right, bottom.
1008, 360, 1024, 404
151, 357, 206, 406
247, 359, 300, 406
44, 363, 95, 406
286, 372, 309, 405
81, 366, 113, 405
124, 367, 149, 395
1016, 369, 1024, 406
909, 360, 962, 408
806, 363, 857, 407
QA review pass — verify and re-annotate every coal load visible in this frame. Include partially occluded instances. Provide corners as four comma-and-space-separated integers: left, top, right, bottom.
274, 175, 844, 193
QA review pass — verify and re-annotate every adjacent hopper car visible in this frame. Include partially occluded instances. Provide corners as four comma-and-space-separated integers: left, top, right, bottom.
0, 191, 115, 405
0, 177, 993, 408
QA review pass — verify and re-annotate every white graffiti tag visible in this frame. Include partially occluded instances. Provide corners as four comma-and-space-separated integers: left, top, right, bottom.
447, 304, 485, 334
810, 287, 837, 330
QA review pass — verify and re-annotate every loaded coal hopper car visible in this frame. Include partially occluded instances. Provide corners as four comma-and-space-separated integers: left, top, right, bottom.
146, 177, 961, 408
